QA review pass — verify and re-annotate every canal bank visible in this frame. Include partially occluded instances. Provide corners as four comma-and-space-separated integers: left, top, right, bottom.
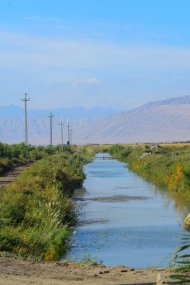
0, 256, 170, 285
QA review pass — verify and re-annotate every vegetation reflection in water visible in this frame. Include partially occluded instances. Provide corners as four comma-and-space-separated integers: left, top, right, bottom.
67, 153, 185, 268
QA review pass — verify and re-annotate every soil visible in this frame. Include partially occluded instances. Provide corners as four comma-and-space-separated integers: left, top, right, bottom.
0, 256, 170, 285
0, 163, 32, 189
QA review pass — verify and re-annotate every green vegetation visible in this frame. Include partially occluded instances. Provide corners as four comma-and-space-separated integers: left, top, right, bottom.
0, 142, 57, 175
169, 232, 190, 284
79, 144, 110, 155
0, 146, 93, 261
109, 144, 190, 210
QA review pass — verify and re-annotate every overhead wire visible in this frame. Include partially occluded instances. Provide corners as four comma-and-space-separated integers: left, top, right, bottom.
0, 85, 84, 145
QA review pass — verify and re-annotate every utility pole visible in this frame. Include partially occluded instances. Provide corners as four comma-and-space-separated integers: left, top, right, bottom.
59, 121, 64, 152
21, 93, 30, 145
67, 123, 70, 145
48, 112, 54, 146
70, 129, 73, 145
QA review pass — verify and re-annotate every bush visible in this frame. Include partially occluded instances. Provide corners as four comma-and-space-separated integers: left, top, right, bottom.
0, 142, 58, 175
0, 148, 91, 260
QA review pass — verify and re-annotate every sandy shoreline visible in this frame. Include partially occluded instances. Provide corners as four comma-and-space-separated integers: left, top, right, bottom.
0, 256, 171, 285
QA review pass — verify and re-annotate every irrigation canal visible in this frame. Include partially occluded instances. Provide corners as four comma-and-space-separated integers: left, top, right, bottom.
67, 153, 186, 268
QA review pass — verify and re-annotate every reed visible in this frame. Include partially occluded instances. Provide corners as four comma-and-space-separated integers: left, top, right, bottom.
0, 147, 92, 261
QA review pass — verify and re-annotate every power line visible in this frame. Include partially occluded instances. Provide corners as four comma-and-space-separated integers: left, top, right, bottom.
21, 93, 30, 145
0, 85, 20, 98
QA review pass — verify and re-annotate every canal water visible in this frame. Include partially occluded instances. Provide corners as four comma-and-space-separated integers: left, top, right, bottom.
67, 153, 186, 268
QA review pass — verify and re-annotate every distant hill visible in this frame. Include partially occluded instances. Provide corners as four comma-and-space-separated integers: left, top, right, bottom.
77, 95, 190, 144
75, 96, 190, 143
1, 96, 190, 144
73, 95, 190, 144
0, 105, 115, 119
0, 105, 115, 144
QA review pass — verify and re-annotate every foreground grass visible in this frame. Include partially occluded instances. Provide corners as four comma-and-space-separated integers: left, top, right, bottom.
0, 146, 93, 261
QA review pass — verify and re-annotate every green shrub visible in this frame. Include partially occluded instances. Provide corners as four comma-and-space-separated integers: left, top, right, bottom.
0, 142, 59, 175
0, 148, 91, 260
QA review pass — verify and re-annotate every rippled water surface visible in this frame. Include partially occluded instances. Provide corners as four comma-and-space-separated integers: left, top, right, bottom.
67, 153, 185, 268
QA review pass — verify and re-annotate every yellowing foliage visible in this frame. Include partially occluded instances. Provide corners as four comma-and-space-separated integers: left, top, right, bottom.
167, 162, 183, 191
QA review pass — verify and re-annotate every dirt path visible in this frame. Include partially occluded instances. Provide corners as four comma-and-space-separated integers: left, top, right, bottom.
0, 163, 32, 189
0, 257, 170, 285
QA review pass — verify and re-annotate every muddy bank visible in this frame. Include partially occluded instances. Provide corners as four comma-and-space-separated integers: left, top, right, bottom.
76, 195, 149, 203
0, 256, 170, 285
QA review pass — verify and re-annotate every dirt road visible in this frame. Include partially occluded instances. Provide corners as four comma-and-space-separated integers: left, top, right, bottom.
0, 163, 32, 189
0, 257, 170, 285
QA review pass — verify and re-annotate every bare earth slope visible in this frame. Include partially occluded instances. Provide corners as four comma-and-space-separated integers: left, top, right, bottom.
78, 101, 190, 144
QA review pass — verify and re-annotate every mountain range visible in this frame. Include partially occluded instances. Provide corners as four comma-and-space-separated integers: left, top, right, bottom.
1, 96, 190, 144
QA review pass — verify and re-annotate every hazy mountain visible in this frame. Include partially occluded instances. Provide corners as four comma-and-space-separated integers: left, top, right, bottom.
72, 95, 190, 144
74, 96, 190, 143
77, 95, 190, 144
0, 105, 115, 144
0, 105, 115, 119
2, 96, 190, 144
142, 96, 190, 108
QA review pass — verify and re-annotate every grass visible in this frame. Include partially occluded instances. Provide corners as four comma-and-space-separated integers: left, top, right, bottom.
0, 142, 58, 175
0, 146, 93, 261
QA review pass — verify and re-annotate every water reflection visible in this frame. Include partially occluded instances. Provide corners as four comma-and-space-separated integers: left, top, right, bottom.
67, 153, 186, 268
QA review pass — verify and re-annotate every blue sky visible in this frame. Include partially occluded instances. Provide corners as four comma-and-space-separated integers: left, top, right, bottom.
1, 0, 190, 110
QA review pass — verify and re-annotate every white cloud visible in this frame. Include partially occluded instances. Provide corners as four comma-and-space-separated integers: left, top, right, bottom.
1, 29, 190, 72
72, 77, 101, 87
86, 77, 100, 85
1, 29, 190, 109
24, 16, 67, 31
24, 16, 42, 21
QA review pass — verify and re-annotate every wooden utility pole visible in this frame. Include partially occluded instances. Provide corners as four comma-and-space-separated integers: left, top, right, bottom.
70, 129, 72, 145
67, 123, 70, 145
48, 112, 54, 146
21, 93, 30, 145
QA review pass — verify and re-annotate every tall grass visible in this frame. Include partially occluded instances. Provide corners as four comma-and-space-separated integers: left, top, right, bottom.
169, 231, 190, 284
0, 142, 58, 175
0, 147, 92, 261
